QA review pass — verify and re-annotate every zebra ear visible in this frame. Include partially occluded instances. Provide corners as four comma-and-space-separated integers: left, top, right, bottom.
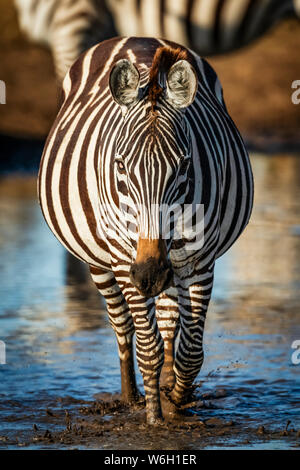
109, 59, 140, 108
166, 60, 197, 109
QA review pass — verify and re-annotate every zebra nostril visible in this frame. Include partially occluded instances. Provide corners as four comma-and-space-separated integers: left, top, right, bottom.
130, 259, 172, 296
129, 264, 138, 282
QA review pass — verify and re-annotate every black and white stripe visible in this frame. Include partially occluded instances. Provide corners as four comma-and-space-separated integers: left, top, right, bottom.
38, 37, 253, 423
14, 0, 117, 80
15, 0, 299, 81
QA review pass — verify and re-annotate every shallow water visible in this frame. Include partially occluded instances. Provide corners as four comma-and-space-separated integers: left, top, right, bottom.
0, 153, 299, 449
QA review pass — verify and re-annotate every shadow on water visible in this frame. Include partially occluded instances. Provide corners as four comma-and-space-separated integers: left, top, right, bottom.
0, 154, 299, 449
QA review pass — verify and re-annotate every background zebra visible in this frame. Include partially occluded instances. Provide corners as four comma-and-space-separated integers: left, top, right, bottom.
38, 36, 253, 423
15, 0, 300, 81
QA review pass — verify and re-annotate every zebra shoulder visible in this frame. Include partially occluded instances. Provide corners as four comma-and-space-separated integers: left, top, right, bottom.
197, 56, 228, 112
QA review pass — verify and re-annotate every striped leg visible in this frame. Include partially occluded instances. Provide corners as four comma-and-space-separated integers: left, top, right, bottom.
156, 287, 179, 389
121, 284, 164, 424
169, 275, 214, 405
90, 266, 139, 403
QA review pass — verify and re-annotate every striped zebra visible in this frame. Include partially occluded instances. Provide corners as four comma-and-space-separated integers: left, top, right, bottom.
38, 36, 253, 424
14, 0, 117, 81
15, 0, 299, 81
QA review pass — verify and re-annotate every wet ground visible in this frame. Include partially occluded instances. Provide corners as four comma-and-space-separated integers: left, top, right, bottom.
0, 153, 300, 450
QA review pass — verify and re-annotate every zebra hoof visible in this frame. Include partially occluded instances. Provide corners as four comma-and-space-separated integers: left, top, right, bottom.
146, 415, 164, 426
160, 389, 183, 421
168, 388, 195, 407
160, 390, 200, 422
146, 403, 164, 425
159, 370, 176, 390
167, 389, 183, 406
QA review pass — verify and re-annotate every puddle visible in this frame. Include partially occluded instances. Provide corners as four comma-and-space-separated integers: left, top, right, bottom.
0, 154, 299, 449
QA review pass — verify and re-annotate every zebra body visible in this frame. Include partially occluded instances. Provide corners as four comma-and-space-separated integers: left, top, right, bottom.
108, 0, 297, 53
15, 0, 298, 81
38, 37, 253, 423
14, 0, 117, 80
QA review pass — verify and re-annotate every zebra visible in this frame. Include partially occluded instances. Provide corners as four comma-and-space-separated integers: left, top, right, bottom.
15, 0, 300, 82
38, 36, 253, 424
14, 0, 117, 81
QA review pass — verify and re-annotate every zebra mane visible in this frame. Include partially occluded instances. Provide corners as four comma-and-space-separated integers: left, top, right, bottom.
148, 46, 188, 112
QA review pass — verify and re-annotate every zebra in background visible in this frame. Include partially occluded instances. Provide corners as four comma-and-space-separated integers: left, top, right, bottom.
109, 0, 299, 53
38, 37, 253, 423
14, 0, 117, 81
15, 0, 300, 81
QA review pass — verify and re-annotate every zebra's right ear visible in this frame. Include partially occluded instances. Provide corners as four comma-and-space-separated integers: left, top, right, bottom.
166, 60, 197, 109
109, 59, 140, 109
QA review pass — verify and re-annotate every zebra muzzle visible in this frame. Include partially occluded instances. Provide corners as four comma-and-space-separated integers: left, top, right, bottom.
129, 258, 173, 298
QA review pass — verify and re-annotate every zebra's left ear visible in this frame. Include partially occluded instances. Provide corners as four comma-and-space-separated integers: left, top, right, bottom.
109, 59, 140, 109
166, 60, 198, 109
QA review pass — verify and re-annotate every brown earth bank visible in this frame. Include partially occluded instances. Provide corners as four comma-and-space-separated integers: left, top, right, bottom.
0, 0, 299, 150
1, 392, 299, 450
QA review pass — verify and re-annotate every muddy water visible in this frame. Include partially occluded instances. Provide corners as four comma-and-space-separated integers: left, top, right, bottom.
0, 154, 299, 449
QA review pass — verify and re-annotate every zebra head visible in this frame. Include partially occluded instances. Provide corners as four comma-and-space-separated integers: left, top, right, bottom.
109, 46, 198, 298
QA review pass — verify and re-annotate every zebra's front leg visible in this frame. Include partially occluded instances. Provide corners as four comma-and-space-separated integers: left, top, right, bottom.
169, 276, 214, 406
123, 289, 164, 424
156, 287, 179, 390
90, 267, 139, 403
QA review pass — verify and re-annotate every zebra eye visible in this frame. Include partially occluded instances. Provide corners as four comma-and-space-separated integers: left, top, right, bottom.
116, 159, 126, 173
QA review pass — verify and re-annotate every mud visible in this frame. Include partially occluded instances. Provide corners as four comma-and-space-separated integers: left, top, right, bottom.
1, 392, 299, 450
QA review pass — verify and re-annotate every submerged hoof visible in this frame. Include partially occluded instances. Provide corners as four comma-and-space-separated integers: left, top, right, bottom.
160, 389, 192, 421
168, 387, 196, 408
161, 389, 202, 423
